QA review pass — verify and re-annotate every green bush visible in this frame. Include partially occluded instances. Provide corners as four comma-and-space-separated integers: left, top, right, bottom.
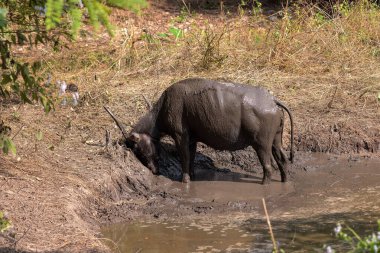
325, 220, 380, 253
0, 211, 11, 233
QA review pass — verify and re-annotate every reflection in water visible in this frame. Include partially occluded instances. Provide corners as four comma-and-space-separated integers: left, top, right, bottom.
101, 214, 379, 253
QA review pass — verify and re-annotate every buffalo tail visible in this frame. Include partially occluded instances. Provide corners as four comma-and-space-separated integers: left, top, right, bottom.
275, 100, 294, 163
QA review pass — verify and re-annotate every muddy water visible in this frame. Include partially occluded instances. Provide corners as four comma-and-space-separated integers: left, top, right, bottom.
101, 154, 380, 252
101, 218, 378, 252
168, 166, 295, 203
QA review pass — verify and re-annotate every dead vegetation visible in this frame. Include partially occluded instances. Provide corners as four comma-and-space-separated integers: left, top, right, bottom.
36, 0, 379, 153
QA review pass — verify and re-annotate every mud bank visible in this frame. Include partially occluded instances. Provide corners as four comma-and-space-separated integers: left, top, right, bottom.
96, 148, 380, 224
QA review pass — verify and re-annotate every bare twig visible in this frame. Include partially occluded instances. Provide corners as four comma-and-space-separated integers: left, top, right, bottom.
97, 237, 122, 253
327, 86, 338, 109
11, 125, 24, 140
85, 140, 105, 147
180, 0, 191, 14
105, 129, 111, 149
13, 227, 31, 248
262, 198, 277, 253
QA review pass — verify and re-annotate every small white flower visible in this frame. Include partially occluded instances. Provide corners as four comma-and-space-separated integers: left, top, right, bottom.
377, 231, 380, 240
325, 246, 334, 253
61, 98, 67, 106
334, 224, 342, 235
374, 245, 378, 253
59, 81, 67, 96
72, 92, 79, 106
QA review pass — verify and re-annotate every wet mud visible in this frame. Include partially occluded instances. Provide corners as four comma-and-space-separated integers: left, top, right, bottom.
100, 151, 380, 253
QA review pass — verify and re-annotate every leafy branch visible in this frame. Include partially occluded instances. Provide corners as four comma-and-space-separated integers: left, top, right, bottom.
0, 0, 147, 155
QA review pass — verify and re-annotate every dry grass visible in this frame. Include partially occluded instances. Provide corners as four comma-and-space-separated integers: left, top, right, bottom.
7, 0, 380, 152
53, 1, 380, 102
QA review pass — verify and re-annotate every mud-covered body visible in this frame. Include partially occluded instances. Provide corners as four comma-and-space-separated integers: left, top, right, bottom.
156, 79, 282, 151
105, 78, 294, 184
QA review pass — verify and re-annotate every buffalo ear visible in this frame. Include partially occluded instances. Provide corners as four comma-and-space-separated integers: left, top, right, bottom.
129, 132, 141, 142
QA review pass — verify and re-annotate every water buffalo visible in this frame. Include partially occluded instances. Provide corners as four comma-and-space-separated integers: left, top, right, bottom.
104, 78, 294, 184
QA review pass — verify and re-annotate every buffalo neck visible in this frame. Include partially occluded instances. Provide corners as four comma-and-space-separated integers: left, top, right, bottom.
132, 92, 166, 140
132, 110, 160, 140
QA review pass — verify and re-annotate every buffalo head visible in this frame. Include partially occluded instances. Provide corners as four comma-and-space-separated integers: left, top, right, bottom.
125, 132, 159, 174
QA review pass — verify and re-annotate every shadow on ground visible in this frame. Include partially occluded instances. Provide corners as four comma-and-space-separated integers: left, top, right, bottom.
157, 141, 265, 183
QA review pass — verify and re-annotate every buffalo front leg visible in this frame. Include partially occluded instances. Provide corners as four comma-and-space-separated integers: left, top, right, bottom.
174, 133, 191, 183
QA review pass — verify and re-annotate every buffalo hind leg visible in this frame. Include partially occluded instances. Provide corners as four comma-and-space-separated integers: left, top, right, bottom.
173, 133, 191, 183
256, 147, 273, 185
189, 142, 197, 180
272, 131, 289, 182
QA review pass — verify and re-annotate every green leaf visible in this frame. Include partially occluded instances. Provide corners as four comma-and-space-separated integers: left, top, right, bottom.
7, 139, 16, 155
157, 33, 169, 38
169, 27, 183, 39
0, 8, 7, 29
93, 1, 115, 36
10, 34, 16, 44
20, 91, 33, 104
11, 82, 20, 93
83, 0, 100, 30
36, 130, 43, 141
45, 0, 64, 30
0, 211, 12, 233
28, 34, 33, 48
35, 34, 44, 45
32, 61, 42, 74
1, 74, 12, 85
68, 6, 83, 38
16, 31, 28, 45
106, 0, 148, 12
40, 95, 53, 113
2, 138, 16, 155
20, 64, 31, 85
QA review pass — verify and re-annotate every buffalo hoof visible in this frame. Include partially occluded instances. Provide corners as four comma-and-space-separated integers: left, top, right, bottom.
182, 173, 191, 183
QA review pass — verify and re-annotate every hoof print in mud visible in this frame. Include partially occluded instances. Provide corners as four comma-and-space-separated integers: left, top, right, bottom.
194, 205, 213, 214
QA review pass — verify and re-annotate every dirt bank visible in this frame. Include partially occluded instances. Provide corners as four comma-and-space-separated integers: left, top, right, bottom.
1, 2, 380, 253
